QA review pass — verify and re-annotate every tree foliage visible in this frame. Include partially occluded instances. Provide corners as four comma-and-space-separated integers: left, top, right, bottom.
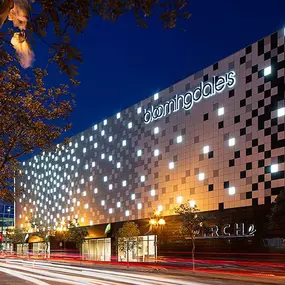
0, 57, 74, 201
269, 190, 285, 233
66, 220, 89, 252
1, 0, 190, 78
117, 221, 140, 263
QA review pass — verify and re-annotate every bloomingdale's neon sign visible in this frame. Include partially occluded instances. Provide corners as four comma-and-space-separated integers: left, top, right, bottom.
144, 71, 236, 124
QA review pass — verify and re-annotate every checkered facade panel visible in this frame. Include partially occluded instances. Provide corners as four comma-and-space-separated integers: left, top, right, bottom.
16, 29, 285, 229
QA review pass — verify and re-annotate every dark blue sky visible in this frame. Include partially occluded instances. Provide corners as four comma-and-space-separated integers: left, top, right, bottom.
47, 0, 285, 137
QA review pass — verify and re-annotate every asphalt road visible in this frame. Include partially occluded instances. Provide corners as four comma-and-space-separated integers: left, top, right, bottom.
0, 259, 282, 285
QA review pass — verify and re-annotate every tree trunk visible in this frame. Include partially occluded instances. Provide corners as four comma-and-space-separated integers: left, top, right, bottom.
192, 237, 195, 272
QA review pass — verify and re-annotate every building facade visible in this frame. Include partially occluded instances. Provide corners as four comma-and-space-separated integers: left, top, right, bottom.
15, 28, 285, 260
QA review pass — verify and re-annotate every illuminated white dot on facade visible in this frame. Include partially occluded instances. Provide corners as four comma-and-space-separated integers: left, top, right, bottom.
131, 194, 136, 200
140, 176, 146, 182
137, 150, 142, 157
189, 200, 196, 208
154, 149, 159, 157
271, 164, 279, 173
89, 136, 93, 142
177, 196, 183, 203
203, 145, 210, 154
137, 107, 142, 114
101, 200, 105, 206
128, 122, 133, 129
101, 153, 105, 159
116, 113, 121, 119
150, 189, 156, 196
122, 140, 127, 147
109, 155, 113, 161
176, 136, 183, 143
122, 180, 127, 187
104, 119, 107, 126
109, 136, 113, 142
218, 107, 224, 116
264, 66, 272, 76
137, 203, 142, 210
109, 208, 113, 214
125, 210, 130, 217
116, 162, 121, 169
198, 173, 205, 181
103, 176, 108, 182
94, 188, 98, 194
93, 124, 98, 130
228, 138, 236, 147
154, 93, 159, 100
277, 107, 285, 117
116, 201, 121, 208
109, 184, 113, 190
94, 142, 98, 148
169, 162, 175, 169
154, 127, 159, 134
81, 135, 84, 141
229, 187, 236, 195
101, 130, 105, 136
83, 147, 86, 153
157, 205, 163, 212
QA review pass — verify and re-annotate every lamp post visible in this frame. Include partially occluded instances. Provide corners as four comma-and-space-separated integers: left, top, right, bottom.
149, 210, 166, 262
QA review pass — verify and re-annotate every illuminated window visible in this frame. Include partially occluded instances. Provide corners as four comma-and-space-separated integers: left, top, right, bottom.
84, 204, 89, 209
154, 127, 159, 134
109, 136, 113, 142
109, 184, 113, 190
94, 142, 98, 148
218, 107, 224, 116
83, 147, 86, 153
203, 145, 210, 154
109, 155, 112, 162
229, 187, 236, 195
150, 189, 156, 196
137, 203, 142, 210
154, 149, 159, 157
177, 196, 183, 203
104, 119, 107, 126
101, 153, 105, 159
116, 113, 121, 119
122, 180, 127, 187
128, 122, 133, 129
101, 130, 105, 136
89, 176, 93, 182
277, 107, 285, 117
158, 205, 163, 212
103, 176, 108, 182
137, 150, 142, 157
154, 93, 159, 100
93, 124, 98, 130
101, 200, 105, 206
140, 176, 146, 182
271, 164, 279, 173
116, 162, 121, 169
264, 66, 272, 76
228, 138, 236, 147
131, 194, 135, 200
176, 136, 183, 143
75, 143, 78, 148
94, 188, 98, 194
137, 107, 142, 114
81, 135, 84, 141
198, 173, 205, 181
109, 208, 113, 214
117, 201, 121, 208
189, 200, 196, 208
92, 161, 96, 167
169, 162, 175, 169
122, 140, 127, 147
125, 210, 130, 217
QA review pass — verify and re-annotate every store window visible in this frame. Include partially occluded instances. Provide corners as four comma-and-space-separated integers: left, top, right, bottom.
32, 242, 50, 257
82, 238, 111, 261
118, 235, 157, 262
16, 243, 29, 255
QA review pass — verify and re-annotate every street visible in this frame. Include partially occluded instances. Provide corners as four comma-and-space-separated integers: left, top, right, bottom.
0, 259, 284, 285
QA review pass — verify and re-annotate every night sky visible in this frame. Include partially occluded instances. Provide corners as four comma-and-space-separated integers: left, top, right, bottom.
42, 0, 285, 138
